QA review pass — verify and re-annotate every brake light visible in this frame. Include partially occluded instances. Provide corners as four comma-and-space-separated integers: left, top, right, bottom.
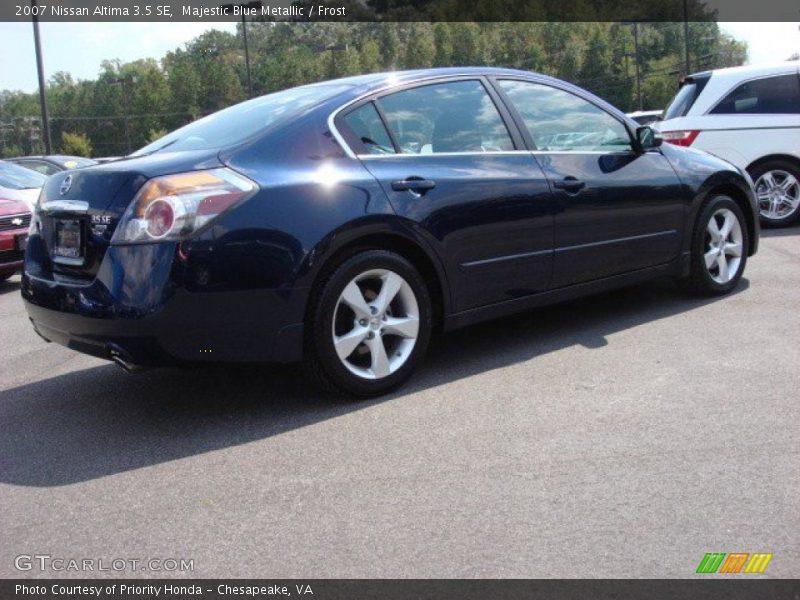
111, 168, 257, 244
660, 130, 700, 147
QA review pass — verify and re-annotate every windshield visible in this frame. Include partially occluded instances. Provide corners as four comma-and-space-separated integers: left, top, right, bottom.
133, 83, 352, 156
0, 161, 47, 189
663, 75, 709, 120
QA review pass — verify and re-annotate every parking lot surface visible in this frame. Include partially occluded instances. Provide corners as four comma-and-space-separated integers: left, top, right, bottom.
1, 229, 798, 578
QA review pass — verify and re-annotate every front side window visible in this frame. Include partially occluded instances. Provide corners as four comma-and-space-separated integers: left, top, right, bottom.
709, 74, 800, 115
498, 80, 632, 152
377, 80, 515, 154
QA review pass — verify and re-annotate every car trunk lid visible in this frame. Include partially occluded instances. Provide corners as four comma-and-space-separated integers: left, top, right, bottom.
35, 150, 223, 281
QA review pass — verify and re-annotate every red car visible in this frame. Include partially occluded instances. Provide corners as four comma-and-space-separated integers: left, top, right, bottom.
0, 198, 30, 281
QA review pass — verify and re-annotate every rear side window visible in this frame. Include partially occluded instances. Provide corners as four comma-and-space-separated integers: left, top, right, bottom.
663, 75, 710, 120
341, 103, 395, 155
710, 74, 800, 115
376, 80, 515, 154
497, 80, 632, 152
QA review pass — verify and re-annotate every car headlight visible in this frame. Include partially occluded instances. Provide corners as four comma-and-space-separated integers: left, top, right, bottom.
111, 168, 257, 244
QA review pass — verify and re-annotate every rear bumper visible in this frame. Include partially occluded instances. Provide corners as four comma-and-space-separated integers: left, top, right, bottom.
22, 243, 306, 366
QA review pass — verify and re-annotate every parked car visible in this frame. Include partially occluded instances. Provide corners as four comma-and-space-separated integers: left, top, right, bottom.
22, 68, 759, 397
0, 197, 31, 281
657, 61, 800, 226
0, 160, 45, 211
6, 154, 97, 176
627, 109, 663, 125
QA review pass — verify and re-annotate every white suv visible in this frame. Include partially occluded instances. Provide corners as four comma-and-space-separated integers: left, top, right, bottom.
657, 61, 800, 226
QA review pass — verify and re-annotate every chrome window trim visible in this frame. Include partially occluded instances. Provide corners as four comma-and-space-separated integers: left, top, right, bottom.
356, 149, 631, 159
356, 150, 533, 159
328, 73, 523, 159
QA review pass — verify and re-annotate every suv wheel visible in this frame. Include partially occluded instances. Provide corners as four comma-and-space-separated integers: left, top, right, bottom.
684, 194, 749, 296
304, 249, 432, 398
749, 159, 800, 226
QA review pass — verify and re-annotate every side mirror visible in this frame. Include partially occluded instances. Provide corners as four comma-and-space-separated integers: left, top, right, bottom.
636, 125, 662, 150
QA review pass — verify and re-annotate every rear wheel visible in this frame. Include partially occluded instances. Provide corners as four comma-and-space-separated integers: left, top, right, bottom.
749, 159, 800, 226
684, 195, 748, 296
304, 249, 432, 398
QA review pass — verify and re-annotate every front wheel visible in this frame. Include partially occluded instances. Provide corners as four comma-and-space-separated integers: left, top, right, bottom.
683, 195, 749, 296
304, 249, 432, 398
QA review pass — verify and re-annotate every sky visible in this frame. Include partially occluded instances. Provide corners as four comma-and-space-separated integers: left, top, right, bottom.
0, 21, 798, 92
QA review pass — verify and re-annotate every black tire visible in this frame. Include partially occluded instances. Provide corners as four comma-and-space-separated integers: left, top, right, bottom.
748, 159, 800, 227
304, 249, 432, 398
683, 194, 749, 297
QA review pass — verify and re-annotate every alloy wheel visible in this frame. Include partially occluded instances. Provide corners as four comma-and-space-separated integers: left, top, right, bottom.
755, 169, 799, 220
704, 207, 743, 284
332, 269, 420, 380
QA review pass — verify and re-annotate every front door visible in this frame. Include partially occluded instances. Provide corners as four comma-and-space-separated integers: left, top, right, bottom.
494, 78, 686, 289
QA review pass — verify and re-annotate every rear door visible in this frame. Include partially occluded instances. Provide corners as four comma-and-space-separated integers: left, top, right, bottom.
336, 78, 558, 311
494, 78, 686, 288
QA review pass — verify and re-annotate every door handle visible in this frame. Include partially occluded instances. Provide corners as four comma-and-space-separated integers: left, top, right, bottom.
552, 177, 586, 193
391, 177, 436, 193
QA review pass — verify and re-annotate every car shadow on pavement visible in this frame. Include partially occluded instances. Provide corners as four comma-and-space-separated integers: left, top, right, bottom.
0, 277, 21, 294
0, 277, 748, 487
759, 225, 799, 238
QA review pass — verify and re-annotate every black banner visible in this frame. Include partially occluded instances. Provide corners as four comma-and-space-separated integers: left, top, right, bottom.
3, 580, 800, 600
1, 0, 799, 22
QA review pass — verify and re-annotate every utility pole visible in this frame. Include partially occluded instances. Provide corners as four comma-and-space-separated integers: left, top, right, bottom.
31, 0, 52, 154
220, 1, 262, 99
633, 22, 643, 110
109, 75, 136, 154
683, 0, 691, 75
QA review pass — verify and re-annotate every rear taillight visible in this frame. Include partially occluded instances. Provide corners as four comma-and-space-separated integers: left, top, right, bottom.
111, 168, 257, 244
660, 130, 700, 147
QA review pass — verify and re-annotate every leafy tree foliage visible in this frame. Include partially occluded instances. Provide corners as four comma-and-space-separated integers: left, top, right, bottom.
60, 131, 93, 157
0, 22, 747, 157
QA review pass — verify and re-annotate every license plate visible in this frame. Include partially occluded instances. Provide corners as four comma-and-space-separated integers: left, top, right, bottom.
16, 234, 28, 252
54, 219, 82, 261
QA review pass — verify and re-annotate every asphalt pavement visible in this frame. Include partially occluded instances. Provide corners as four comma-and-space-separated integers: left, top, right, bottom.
1, 228, 798, 578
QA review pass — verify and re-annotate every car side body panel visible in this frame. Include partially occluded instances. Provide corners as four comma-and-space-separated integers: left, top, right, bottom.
20, 67, 760, 368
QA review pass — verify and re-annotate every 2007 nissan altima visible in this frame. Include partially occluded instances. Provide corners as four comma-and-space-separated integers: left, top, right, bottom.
22, 68, 759, 397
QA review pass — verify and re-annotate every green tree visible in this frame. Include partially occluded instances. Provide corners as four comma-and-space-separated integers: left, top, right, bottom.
403, 23, 436, 68
60, 132, 93, 157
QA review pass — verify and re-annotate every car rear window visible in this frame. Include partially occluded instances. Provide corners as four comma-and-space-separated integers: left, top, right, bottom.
663, 75, 710, 120
0, 161, 46, 189
709, 73, 800, 115
133, 83, 352, 156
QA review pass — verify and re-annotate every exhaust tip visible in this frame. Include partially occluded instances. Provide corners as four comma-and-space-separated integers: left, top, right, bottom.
106, 344, 146, 374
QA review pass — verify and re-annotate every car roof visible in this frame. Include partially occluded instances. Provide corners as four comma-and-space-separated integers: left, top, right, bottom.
691, 61, 799, 83
9, 154, 88, 163
685, 60, 800, 116
324, 67, 572, 95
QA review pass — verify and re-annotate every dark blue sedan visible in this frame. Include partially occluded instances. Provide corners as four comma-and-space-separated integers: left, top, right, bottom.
22, 68, 759, 397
